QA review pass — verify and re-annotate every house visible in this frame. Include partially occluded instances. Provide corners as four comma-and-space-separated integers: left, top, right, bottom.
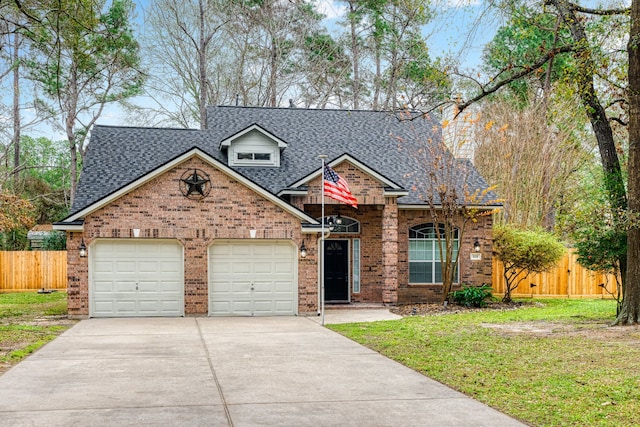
54, 106, 498, 318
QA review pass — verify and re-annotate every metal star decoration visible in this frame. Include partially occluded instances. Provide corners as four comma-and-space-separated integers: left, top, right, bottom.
180, 169, 211, 199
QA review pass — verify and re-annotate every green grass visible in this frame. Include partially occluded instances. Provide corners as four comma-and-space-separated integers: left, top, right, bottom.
0, 291, 68, 317
329, 299, 640, 427
0, 292, 72, 372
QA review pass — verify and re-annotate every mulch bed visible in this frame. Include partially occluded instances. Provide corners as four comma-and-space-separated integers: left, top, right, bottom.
390, 301, 534, 317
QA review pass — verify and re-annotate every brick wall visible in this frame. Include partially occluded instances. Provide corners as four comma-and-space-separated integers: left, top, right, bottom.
298, 161, 389, 303
68, 156, 494, 315
68, 156, 317, 316
397, 210, 493, 303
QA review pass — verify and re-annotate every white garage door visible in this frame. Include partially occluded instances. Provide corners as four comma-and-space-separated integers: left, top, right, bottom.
209, 241, 297, 316
91, 240, 184, 317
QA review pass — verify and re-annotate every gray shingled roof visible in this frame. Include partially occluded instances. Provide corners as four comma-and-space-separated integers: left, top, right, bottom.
70, 106, 497, 217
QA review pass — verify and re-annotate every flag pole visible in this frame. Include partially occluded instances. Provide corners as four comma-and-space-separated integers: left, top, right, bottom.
319, 155, 327, 326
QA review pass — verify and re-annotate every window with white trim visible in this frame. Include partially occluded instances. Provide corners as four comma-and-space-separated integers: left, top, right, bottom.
409, 223, 459, 283
235, 151, 273, 163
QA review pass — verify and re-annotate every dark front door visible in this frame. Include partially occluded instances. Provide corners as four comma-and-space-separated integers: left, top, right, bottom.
324, 240, 349, 302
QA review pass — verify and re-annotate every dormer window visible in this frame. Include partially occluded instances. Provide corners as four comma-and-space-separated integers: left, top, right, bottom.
220, 124, 287, 168
235, 151, 273, 164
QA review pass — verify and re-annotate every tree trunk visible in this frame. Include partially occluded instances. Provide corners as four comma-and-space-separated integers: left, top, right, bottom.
616, 0, 640, 325
373, 37, 381, 110
198, 0, 207, 130
551, 0, 628, 285
348, 1, 359, 110
12, 30, 20, 181
269, 35, 277, 107
67, 66, 79, 205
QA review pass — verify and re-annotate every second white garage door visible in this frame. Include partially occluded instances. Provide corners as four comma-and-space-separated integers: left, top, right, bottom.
209, 241, 297, 316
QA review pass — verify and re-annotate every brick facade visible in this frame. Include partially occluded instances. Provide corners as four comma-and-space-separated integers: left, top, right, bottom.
67, 157, 494, 317
397, 210, 493, 303
67, 156, 317, 317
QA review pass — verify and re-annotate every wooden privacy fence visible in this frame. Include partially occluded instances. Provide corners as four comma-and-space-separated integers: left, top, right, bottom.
0, 251, 67, 292
492, 250, 617, 299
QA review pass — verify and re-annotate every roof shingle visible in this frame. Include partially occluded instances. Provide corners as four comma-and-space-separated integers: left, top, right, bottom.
70, 106, 497, 216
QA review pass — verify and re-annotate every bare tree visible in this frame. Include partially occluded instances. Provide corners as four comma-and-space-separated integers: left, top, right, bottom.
474, 92, 592, 230
399, 111, 499, 302
143, 0, 229, 128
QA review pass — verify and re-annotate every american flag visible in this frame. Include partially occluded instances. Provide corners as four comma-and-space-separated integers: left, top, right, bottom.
324, 165, 358, 208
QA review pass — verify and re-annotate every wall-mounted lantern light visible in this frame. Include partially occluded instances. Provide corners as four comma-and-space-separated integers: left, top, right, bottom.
79, 239, 87, 258
473, 239, 481, 252
335, 213, 343, 225
300, 241, 307, 258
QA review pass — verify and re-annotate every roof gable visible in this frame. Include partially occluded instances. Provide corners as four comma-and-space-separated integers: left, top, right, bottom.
62, 147, 318, 226
219, 124, 288, 149
280, 154, 407, 197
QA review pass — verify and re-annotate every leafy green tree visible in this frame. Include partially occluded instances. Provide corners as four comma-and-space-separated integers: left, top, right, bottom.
447, 0, 638, 323
41, 231, 66, 250
19, 136, 70, 191
26, 0, 145, 203
300, 32, 352, 108
493, 224, 565, 303
482, 6, 575, 105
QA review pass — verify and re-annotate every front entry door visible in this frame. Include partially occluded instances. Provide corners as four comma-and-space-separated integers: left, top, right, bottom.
324, 240, 349, 302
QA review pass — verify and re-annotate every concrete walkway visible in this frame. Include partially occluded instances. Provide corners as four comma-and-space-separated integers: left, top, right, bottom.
0, 315, 526, 427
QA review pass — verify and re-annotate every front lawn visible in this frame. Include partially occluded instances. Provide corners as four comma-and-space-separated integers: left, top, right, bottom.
0, 292, 74, 375
329, 299, 640, 427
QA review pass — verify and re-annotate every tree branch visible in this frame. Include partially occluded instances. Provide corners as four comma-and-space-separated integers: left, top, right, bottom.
570, 4, 630, 16
610, 117, 628, 127
455, 45, 575, 115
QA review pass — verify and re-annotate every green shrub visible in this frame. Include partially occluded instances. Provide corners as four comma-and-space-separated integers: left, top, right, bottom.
450, 284, 494, 308
41, 231, 66, 250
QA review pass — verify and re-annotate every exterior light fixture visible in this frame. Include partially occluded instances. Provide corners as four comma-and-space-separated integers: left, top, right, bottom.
473, 239, 481, 252
300, 241, 307, 258
79, 239, 87, 258
327, 216, 335, 231
335, 213, 343, 225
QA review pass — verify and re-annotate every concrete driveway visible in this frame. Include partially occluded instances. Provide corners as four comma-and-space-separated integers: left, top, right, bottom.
0, 316, 526, 427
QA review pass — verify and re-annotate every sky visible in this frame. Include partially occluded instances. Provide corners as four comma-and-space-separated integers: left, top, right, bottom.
3, 0, 630, 140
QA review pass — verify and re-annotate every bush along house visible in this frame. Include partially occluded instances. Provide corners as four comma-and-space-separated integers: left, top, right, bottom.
54, 106, 499, 318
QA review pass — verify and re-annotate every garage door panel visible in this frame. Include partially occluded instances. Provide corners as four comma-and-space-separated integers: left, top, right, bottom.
94, 261, 115, 273
231, 261, 252, 274
274, 281, 294, 292
209, 241, 296, 316
159, 281, 182, 292
114, 281, 136, 292
274, 262, 294, 274
116, 260, 136, 273
254, 262, 273, 274
91, 240, 184, 317
161, 261, 181, 273
231, 245, 253, 256
230, 281, 251, 293
93, 301, 116, 315
138, 261, 160, 273
93, 280, 116, 293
